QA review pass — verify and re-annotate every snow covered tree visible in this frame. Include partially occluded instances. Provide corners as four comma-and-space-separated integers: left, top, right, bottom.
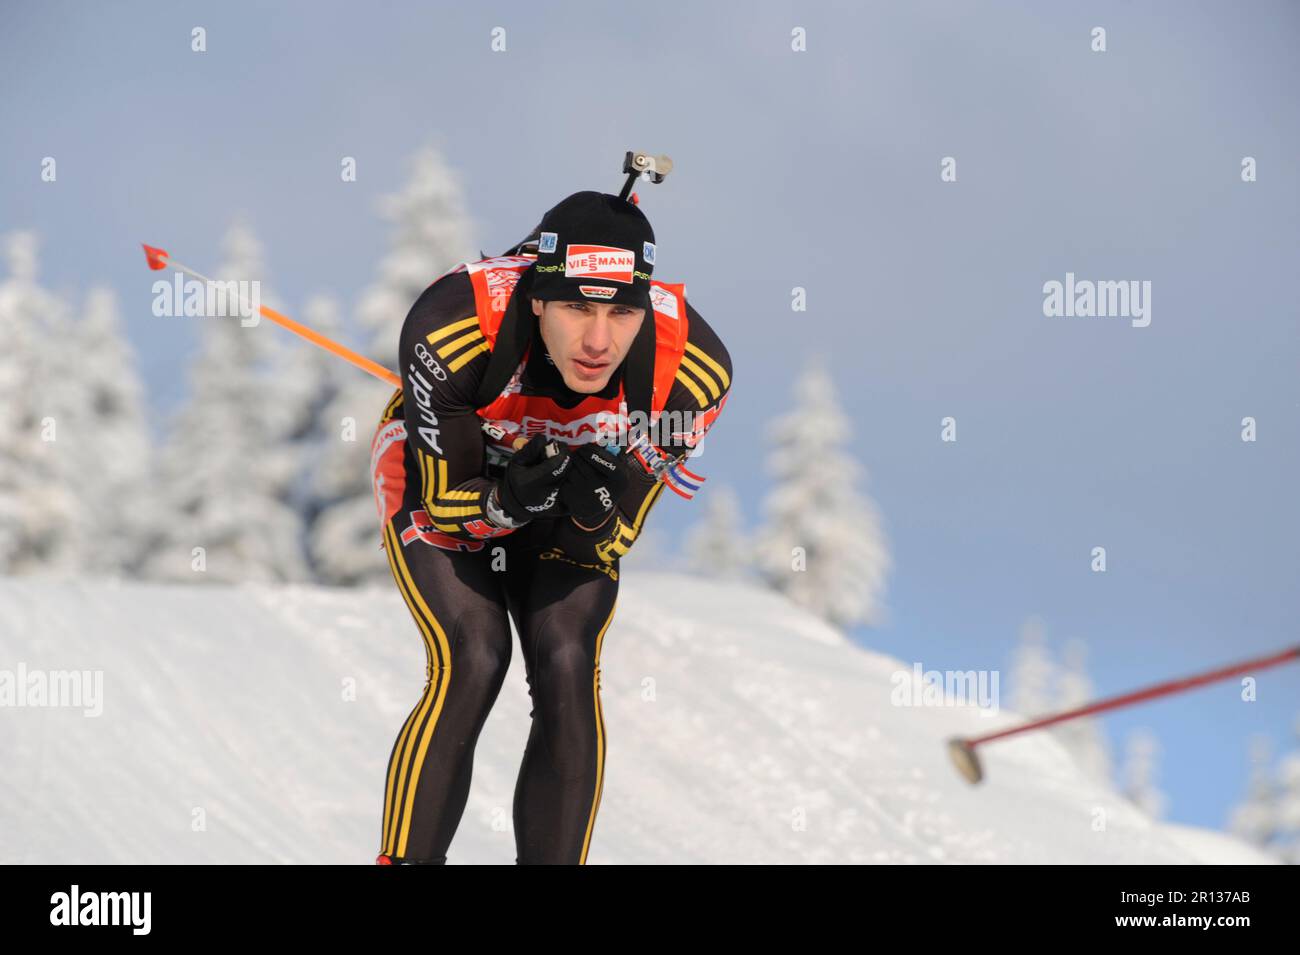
1008, 615, 1055, 717
752, 357, 890, 629
30, 275, 89, 573
66, 287, 153, 575
309, 145, 477, 586
1273, 719, 1300, 864
684, 484, 750, 579
1008, 623, 1113, 785
1231, 718, 1300, 864
0, 231, 79, 574
1228, 734, 1278, 849
270, 293, 347, 453
140, 218, 308, 584
1055, 637, 1112, 783
1119, 727, 1167, 818
270, 293, 350, 580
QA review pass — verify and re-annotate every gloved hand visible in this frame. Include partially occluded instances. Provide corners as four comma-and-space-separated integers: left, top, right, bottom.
491, 434, 572, 525
560, 441, 632, 527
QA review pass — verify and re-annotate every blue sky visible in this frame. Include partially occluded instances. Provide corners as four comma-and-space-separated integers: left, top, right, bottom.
3, 0, 1298, 833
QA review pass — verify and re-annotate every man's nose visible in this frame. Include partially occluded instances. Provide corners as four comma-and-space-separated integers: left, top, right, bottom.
583, 313, 612, 352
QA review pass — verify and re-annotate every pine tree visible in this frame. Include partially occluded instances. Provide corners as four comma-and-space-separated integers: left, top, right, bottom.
1119, 727, 1167, 818
684, 484, 750, 579
1270, 715, 1300, 864
273, 293, 349, 580
0, 231, 78, 573
1009, 622, 1119, 786
1227, 735, 1278, 850
141, 218, 307, 583
1055, 637, 1113, 783
752, 357, 890, 628
69, 287, 153, 575
1008, 615, 1055, 717
309, 145, 477, 586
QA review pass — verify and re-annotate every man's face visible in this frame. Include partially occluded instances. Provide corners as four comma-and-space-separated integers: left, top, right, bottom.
532, 297, 646, 394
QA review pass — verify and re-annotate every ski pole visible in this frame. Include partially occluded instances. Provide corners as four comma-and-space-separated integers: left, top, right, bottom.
140, 243, 401, 388
947, 642, 1300, 784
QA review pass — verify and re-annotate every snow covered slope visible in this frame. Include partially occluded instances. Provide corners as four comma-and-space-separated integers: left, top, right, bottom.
0, 574, 1275, 864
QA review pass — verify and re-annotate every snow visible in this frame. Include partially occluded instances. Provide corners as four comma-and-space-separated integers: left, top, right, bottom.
0, 572, 1275, 864
1159, 823, 1278, 866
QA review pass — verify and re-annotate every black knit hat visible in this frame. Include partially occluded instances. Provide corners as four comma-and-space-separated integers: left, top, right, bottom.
528, 191, 656, 312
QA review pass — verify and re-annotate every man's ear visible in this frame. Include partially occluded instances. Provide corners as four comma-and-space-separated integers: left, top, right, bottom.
530, 297, 543, 317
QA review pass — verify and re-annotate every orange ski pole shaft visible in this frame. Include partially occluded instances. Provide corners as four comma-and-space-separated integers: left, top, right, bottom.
141, 243, 401, 389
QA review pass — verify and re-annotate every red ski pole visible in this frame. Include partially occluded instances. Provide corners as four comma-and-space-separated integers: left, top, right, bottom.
947, 643, 1300, 784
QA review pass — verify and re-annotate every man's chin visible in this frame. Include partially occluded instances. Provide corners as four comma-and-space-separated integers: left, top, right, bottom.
562, 370, 611, 393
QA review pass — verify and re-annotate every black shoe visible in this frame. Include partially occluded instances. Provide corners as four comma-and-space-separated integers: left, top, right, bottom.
375, 853, 447, 865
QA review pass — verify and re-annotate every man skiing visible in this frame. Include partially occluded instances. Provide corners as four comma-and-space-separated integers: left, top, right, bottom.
369, 190, 733, 864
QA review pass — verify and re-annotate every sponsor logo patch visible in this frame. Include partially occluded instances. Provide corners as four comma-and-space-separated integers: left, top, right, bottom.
465, 258, 527, 302
579, 284, 617, 300
565, 244, 635, 284
649, 284, 679, 319
518, 411, 626, 445
643, 241, 656, 265
400, 510, 492, 550
540, 547, 619, 581
414, 341, 447, 380
539, 231, 558, 253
